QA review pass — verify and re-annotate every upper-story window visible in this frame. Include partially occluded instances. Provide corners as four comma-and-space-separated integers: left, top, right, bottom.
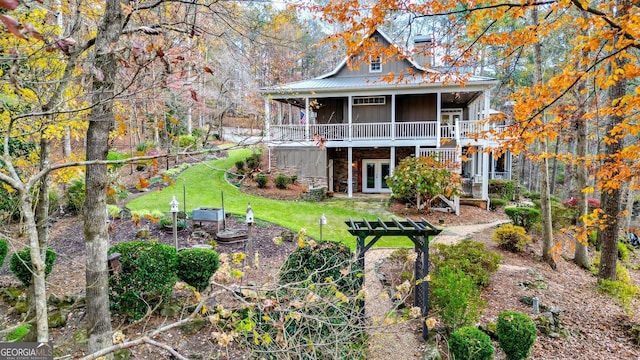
353, 96, 386, 105
370, 56, 381, 73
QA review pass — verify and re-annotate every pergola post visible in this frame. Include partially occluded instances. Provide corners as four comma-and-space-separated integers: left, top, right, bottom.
420, 235, 430, 340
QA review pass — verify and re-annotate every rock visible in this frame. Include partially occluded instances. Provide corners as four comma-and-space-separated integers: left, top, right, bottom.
2, 288, 24, 306
14, 300, 28, 314
48, 310, 67, 328
180, 318, 206, 335
136, 226, 151, 239
48, 294, 61, 305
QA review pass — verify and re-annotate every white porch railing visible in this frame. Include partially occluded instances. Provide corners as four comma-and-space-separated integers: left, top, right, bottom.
269, 120, 502, 142
418, 148, 460, 169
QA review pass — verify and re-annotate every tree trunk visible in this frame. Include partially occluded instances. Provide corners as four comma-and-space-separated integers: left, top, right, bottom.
550, 136, 560, 195
625, 180, 635, 231
84, 0, 122, 355
532, 7, 556, 269
574, 97, 590, 269
598, 2, 627, 280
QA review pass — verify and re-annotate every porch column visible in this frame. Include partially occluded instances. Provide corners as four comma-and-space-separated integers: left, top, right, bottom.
436, 92, 441, 148
348, 95, 353, 141
415, 145, 420, 157
483, 89, 490, 132
391, 94, 396, 140
305, 97, 310, 140
265, 98, 271, 142
390, 146, 396, 175
288, 103, 293, 125
278, 102, 282, 125
348, 147, 353, 198
482, 148, 489, 202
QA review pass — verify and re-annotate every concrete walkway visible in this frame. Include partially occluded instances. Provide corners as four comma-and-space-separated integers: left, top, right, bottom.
431, 219, 511, 245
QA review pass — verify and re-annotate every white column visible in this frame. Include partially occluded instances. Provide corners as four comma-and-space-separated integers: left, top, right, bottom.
305, 97, 310, 140
415, 145, 420, 157
265, 98, 271, 142
483, 89, 490, 131
348, 147, 353, 198
436, 92, 441, 148
288, 103, 293, 125
482, 148, 490, 202
390, 146, 396, 175
348, 95, 353, 141
278, 102, 282, 125
391, 94, 396, 140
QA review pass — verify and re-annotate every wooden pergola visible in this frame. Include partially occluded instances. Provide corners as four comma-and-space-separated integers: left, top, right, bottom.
346, 217, 442, 340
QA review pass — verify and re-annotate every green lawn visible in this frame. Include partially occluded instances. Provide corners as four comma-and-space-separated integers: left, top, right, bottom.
126, 148, 414, 248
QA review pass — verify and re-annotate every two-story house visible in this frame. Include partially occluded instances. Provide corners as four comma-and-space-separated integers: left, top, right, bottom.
260, 29, 512, 213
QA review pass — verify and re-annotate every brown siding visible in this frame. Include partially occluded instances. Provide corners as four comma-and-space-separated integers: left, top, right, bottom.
316, 98, 346, 124
352, 96, 392, 123
396, 94, 437, 121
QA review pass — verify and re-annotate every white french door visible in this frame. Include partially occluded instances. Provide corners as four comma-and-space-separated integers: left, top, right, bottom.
362, 159, 391, 193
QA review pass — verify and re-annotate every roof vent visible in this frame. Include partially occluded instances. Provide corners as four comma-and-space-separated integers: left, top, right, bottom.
413, 35, 434, 68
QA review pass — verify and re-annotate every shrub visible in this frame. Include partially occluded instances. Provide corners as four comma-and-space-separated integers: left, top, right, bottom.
235, 160, 245, 172
432, 240, 501, 288
489, 179, 515, 201
504, 207, 541, 231
159, 216, 187, 230
492, 224, 532, 253
178, 135, 196, 148
449, 326, 495, 360
255, 173, 268, 188
5, 323, 31, 342
431, 266, 484, 330
106, 150, 128, 171
0, 238, 7, 268
177, 248, 220, 291
618, 241, 630, 262
550, 200, 575, 229
275, 173, 290, 189
599, 279, 638, 314
497, 310, 537, 360
10, 247, 57, 287
489, 198, 508, 210
291, 175, 298, 184
66, 177, 86, 215
108, 241, 177, 320
279, 241, 362, 294
246, 152, 262, 171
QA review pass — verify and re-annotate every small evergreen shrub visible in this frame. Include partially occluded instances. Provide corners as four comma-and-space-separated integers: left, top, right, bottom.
431, 266, 484, 330
0, 238, 8, 268
177, 248, 220, 291
256, 173, 268, 188
246, 152, 262, 171
489, 179, 515, 201
449, 326, 495, 360
432, 240, 501, 288
66, 177, 86, 214
492, 224, 532, 253
504, 207, 541, 231
159, 216, 187, 230
489, 198, 508, 210
235, 160, 245, 172
279, 241, 362, 294
618, 241, 630, 262
275, 173, 290, 189
10, 247, 57, 287
497, 310, 537, 360
178, 135, 196, 148
108, 241, 177, 320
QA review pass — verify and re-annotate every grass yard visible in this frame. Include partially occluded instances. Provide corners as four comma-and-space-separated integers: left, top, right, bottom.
126, 148, 415, 248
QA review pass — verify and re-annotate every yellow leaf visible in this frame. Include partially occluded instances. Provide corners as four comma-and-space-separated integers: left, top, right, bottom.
582, 186, 595, 194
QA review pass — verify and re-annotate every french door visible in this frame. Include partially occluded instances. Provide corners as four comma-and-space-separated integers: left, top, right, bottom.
362, 159, 391, 193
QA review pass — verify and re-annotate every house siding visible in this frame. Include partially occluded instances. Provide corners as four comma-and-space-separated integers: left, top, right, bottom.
270, 147, 327, 186
396, 94, 437, 121
316, 98, 346, 124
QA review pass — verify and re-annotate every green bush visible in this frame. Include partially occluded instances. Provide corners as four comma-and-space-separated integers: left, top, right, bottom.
497, 310, 537, 360
256, 173, 268, 188
107, 150, 128, 171
246, 152, 262, 171
599, 279, 638, 314
490, 198, 508, 210
489, 179, 515, 201
449, 326, 495, 360
275, 173, 290, 190
432, 240, 501, 288
4, 323, 31, 342
279, 241, 362, 294
66, 177, 86, 215
159, 216, 187, 230
108, 241, 178, 320
235, 160, 245, 172
0, 238, 7, 268
504, 207, 541, 231
618, 241, 630, 262
177, 248, 220, 291
431, 266, 484, 330
492, 224, 532, 253
178, 135, 196, 148
10, 247, 57, 287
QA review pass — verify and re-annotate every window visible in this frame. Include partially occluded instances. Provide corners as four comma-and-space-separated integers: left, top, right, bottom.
370, 56, 381, 73
353, 96, 386, 106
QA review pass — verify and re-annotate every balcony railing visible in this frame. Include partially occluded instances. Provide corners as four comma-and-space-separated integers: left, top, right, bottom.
270, 120, 501, 142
